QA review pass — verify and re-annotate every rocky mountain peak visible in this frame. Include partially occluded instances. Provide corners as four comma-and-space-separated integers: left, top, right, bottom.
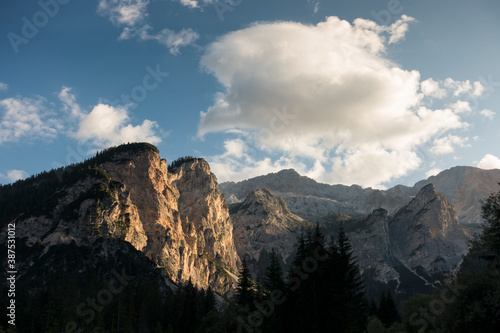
390, 183, 470, 281
230, 188, 303, 277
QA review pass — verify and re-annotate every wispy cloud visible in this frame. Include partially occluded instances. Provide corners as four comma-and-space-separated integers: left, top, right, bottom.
98, 0, 149, 27
177, 0, 214, 8
0, 96, 61, 144
199, 15, 485, 188
120, 25, 199, 55
430, 135, 470, 155
0, 82, 8, 91
479, 109, 495, 120
98, 0, 198, 54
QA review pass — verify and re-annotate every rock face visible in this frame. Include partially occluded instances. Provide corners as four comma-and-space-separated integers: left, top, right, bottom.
227, 184, 470, 301
230, 188, 303, 277
414, 166, 500, 229
0, 143, 240, 295
389, 184, 470, 280
221, 169, 374, 218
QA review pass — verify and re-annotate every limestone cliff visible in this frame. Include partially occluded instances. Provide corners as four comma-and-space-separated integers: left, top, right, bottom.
1, 143, 240, 294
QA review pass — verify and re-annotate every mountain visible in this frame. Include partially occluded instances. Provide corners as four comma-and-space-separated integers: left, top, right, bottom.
388, 184, 470, 281
220, 166, 500, 227
413, 166, 500, 231
230, 188, 304, 278
221, 169, 376, 218
2, 142, 497, 317
0, 143, 240, 295
227, 184, 470, 305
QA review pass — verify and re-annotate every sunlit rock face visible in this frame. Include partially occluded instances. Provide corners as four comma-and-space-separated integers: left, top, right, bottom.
2, 144, 240, 295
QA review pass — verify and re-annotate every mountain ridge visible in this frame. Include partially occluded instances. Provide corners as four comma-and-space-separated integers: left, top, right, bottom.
220, 165, 500, 225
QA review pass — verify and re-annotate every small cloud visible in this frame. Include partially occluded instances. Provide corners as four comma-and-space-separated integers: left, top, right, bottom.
58, 87, 162, 150
0, 169, 29, 183
98, 0, 149, 27
179, 0, 199, 8
479, 109, 495, 120
387, 15, 415, 44
421, 78, 446, 99
71, 103, 161, 149
478, 154, 500, 170
448, 100, 471, 114
0, 82, 8, 91
425, 167, 442, 178
430, 135, 469, 155
58, 86, 84, 119
444, 78, 485, 97
130, 25, 199, 55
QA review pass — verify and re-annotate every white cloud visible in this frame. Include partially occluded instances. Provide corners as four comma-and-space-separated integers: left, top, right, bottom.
127, 25, 199, 55
98, 0, 149, 27
0, 82, 8, 91
421, 78, 446, 98
180, 0, 200, 8
71, 103, 161, 149
199, 16, 477, 188
478, 154, 500, 170
178, 0, 214, 8
425, 167, 442, 178
448, 100, 471, 114
479, 109, 495, 120
444, 78, 485, 97
0, 169, 29, 183
58, 86, 84, 119
99, 0, 198, 54
0, 97, 61, 144
430, 135, 469, 155
58, 88, 161, 149
387, 15, 415, 44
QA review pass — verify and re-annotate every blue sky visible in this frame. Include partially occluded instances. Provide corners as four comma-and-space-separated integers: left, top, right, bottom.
1, 0, 499, 188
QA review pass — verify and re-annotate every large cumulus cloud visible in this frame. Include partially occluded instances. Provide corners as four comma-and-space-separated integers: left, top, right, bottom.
198, 16, 484, 188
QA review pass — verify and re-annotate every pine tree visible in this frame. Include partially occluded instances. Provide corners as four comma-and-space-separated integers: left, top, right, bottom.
480, 184, 500, 256
377, 291, 400, 328
334, 224, 368, 331
264, 249, 286, 293
236, 257, 256, 309
204, 287, 216, 315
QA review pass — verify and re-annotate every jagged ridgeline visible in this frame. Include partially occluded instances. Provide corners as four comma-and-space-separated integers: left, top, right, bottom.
0, 142, 159, 226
